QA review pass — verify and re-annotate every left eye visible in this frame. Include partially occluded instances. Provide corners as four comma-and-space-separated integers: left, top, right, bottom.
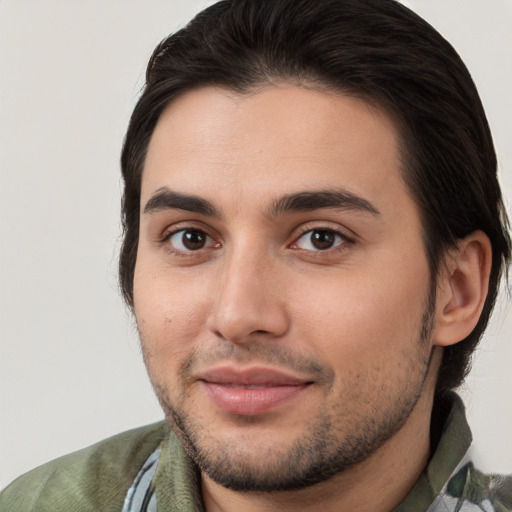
168, 229, 215, 252
294, 229, 346, 251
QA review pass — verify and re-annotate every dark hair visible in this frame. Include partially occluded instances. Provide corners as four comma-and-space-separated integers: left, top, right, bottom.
119, 0, 510, 391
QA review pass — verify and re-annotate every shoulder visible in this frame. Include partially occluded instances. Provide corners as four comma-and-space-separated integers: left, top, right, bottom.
0, 421, 168, 512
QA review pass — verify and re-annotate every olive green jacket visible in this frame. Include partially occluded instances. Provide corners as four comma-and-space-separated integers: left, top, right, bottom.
1, 393, 511, 511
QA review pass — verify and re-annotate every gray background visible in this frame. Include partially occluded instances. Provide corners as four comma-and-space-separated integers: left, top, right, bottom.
1, 0, 511, 489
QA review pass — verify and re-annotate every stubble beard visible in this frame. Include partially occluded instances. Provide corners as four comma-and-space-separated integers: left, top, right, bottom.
142, 292, 437, 492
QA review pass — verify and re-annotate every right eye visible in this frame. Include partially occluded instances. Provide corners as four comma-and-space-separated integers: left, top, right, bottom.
167, 229, 216, 252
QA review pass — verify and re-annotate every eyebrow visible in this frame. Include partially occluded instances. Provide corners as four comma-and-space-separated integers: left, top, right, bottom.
270, 189, 380, 217
143, 187, 218, 217
143, 186, 380, 218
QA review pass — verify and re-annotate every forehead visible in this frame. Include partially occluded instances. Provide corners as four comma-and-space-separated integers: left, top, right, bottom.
141, 84, 411, 216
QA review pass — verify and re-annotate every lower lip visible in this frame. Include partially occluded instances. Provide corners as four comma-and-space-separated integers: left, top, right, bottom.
202, 382, 309, 416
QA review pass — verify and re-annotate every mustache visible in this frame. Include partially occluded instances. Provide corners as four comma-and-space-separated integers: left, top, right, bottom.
179, 341, 335, 386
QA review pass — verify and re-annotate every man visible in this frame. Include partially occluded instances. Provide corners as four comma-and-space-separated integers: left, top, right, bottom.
1, 0, 511, 510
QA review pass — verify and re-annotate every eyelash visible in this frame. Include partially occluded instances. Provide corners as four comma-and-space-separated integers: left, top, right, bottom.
160, 224, 354, 257
291, 228, 352, 253
161, 226, 219, 257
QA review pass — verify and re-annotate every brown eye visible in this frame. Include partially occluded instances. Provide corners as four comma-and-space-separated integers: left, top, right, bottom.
295, 229, 345, 251
169, 229, 213, 251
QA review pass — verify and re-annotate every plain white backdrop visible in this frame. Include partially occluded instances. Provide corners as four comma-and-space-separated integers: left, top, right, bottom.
1, 0, 511, 489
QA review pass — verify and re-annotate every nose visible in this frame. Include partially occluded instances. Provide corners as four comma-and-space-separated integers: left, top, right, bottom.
206, 246, 289, 344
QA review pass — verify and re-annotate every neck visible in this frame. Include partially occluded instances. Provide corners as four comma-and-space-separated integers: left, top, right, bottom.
201, 376, 437, 512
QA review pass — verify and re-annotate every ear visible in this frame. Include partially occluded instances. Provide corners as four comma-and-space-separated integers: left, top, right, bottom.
433, 231, 492, 347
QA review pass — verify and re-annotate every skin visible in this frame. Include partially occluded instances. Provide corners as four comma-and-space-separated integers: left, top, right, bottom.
133, 84, 490, 511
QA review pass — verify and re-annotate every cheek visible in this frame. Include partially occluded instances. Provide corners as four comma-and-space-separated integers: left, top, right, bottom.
293, 272, 432, 409
133, 262, 213, 367
294, 259, 431, 360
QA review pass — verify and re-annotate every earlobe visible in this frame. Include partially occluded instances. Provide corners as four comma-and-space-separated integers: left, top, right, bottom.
433, 231, 492, 347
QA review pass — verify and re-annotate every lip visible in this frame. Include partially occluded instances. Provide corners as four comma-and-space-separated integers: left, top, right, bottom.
197, 366, 312, 416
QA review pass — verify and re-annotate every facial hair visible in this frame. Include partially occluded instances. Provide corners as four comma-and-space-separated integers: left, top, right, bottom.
142, 295, 436, 492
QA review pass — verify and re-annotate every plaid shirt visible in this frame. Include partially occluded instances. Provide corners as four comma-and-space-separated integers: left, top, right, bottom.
2, 393, 511, 511
124, 392, 512, 512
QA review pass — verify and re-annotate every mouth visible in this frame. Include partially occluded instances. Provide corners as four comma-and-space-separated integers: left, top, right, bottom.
196, 366, 313, 416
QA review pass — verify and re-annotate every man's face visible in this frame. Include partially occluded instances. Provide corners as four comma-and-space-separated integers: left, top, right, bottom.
134, 84, 436, 491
